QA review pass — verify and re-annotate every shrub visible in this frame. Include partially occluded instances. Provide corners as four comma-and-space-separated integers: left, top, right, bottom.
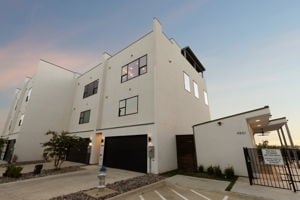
213, 166, 222, 177
3, 165, 23, 178
207, 166, 214, 175
224, 167, 235, 179
198, 165, 204, 173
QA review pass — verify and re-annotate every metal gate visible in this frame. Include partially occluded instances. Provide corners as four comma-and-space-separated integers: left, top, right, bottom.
243, 147, 300, 192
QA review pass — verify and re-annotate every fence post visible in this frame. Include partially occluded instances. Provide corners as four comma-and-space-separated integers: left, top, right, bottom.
282, 149, 297, 192
243, 147, 253, 185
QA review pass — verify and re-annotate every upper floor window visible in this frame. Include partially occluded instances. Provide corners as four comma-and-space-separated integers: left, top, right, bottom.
204, 90, 209, 105
193, 81, 199, 98
119, 96, 138, 116
79, 110, 91, 124
18, 114, 24, 126
83, 80, 99, 98
183, 72, 191, 92
25, 88, 32, 102
121, 55, 147, 83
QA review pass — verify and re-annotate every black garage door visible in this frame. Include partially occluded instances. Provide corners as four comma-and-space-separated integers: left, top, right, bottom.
103, 135, 147, 173
67, 138, 90, 164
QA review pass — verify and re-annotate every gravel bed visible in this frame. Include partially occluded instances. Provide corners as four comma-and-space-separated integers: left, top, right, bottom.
0, 166, 83, 184
50, 174, 165, 200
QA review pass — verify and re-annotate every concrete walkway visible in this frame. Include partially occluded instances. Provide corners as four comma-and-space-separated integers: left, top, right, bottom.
0, 161, 84, 176
0, 165, 143, 200
232, 177, 300, 200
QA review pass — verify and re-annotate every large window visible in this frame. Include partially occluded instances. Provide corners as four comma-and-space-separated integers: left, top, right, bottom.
25, 88, 32, 102
121, 55, 147, 83
119, 96, 138, 116
204, 91, 209, 105
79, 110, 91, 124
18, 114, 24, 126
183, 72, 191, 92
193, 81, 199, 98
83, 80, 99, 98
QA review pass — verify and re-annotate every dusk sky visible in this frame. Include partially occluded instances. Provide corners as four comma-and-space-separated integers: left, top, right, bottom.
0, 0, 299, 145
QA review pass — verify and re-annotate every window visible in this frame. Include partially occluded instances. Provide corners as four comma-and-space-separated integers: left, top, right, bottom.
79, 110, 91, 124
121, 55, 147, 83
25, 88, 32, 102
204, 91, 209, 105
193, 82, 199, 98
18, 114, 24, 126
83, 80, 99, 98
183, 72, 191, 92
119, 96, 138, 116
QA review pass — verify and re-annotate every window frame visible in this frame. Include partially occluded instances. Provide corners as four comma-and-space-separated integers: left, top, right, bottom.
83, 79, 99, 99
204, 90, 209, 105
118, 96, 139, 117
121, 55, 147, 83
183, 72, 191, 92
193, 81, 199, 98
25, 88, 32, 102
79, 110, 91, 124
18, 114, 24, 126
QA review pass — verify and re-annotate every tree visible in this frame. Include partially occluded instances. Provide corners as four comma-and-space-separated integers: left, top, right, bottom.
42, 131, 83, 169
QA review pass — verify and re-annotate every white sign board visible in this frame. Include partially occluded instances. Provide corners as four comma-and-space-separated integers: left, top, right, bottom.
262, 149, 284, 165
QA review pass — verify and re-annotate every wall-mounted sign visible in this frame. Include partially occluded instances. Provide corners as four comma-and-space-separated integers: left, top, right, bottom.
262, 149, 284, 165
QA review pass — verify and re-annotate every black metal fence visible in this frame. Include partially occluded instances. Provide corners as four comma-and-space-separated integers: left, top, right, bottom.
243, 147, 300, 192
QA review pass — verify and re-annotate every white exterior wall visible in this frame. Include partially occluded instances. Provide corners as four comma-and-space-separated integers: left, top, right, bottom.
68, 64, 104, 133
1, 88, 21, 136
194, 108, 270, 176
99, 32, 155, 129
153, 20, 211, 173
14, 61, 77, 161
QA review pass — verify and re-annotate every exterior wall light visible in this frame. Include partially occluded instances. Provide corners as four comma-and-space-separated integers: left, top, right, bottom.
217, 121, 222, 126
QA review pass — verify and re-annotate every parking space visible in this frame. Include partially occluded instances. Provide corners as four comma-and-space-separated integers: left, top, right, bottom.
119, 183, 261, 200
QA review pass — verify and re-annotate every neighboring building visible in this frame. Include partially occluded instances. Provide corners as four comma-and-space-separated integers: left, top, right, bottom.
193, 106, 296, 176
1, 19, 211, 174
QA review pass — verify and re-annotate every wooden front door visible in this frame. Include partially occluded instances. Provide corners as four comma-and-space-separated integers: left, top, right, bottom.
176, 135, 197, 172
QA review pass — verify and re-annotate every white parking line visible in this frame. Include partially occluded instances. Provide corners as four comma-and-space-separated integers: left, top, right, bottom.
222, 195, 229, 200
170, 188, 189, 200
139, 194, 145, 200
190, 189, 211, 200
154, 190, 167, 200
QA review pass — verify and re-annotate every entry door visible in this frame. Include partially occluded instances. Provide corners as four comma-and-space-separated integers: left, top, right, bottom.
103, 135, 147, 173
3, 139, 16, 162
176, 135, 197, 171
67, 138, 90, 164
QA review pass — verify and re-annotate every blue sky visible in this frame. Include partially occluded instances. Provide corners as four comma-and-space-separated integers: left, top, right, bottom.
0, 0, 299, 145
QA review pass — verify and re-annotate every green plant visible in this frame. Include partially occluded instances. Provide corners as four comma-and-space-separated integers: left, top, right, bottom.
198, 165, 204, 173
207, 165, 214, 175
213, 166, 222, 177
3, 165, 23, 178
224, 166, 235, 179
42, 131, 84, 169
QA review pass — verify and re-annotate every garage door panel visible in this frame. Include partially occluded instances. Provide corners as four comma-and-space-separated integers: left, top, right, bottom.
103, 135, 147, 173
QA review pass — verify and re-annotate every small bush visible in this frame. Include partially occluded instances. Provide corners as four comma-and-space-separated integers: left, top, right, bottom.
3, 165, 23, 178
224, 167, 235, 179
198, 165, 204, 173
207, 166, 214, 175
213, 166, 222, 177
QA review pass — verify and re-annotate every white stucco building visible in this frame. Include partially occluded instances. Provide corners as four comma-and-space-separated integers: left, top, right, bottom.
1, 19, 211, 174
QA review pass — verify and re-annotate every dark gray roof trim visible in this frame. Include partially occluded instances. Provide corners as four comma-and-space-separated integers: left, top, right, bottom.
181, 46, 205, 73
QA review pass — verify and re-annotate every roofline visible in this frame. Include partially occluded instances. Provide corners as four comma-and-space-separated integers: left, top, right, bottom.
269, 117, 287, 122
106, 31, 153, 61
77, 62, 103, 78
193, 106, 270, 127
40, 59, 82, 75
